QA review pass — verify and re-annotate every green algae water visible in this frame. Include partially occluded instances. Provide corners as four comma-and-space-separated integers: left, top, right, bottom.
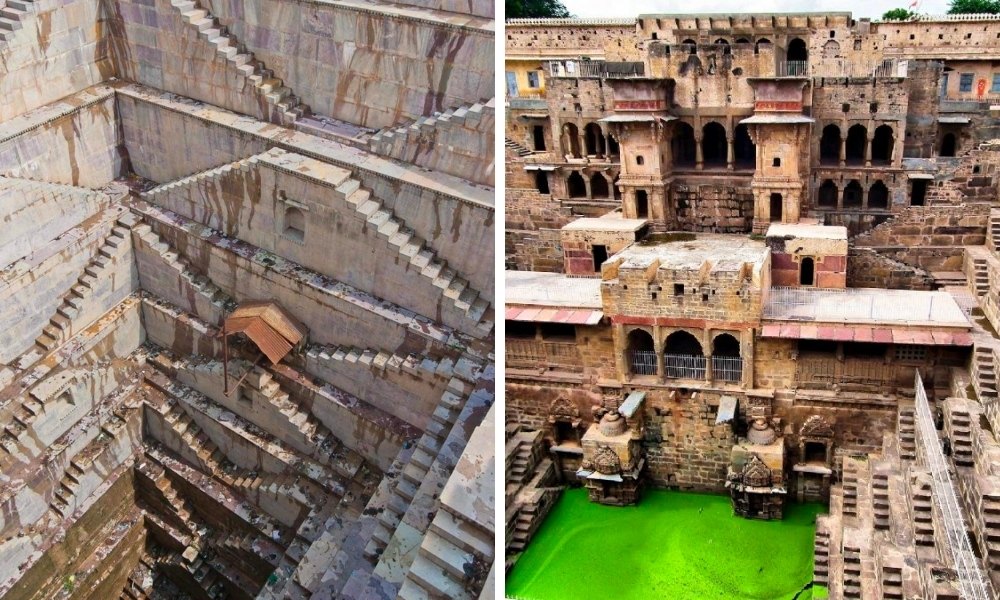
506, 488, 825, 600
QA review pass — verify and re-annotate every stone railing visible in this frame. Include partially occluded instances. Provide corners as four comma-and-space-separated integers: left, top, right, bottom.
507, 339, 581, 370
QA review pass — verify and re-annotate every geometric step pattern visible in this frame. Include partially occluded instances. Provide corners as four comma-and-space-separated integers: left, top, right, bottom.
504, 137, 533, 158
132, 220, 236, 325
168, 0, 309, 125
336, 175, 493, 334
0, 0, 33, 42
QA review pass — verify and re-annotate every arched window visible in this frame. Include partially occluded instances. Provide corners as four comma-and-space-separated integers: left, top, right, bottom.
770, 193, 783, 222
672, 122, 697, 167
584, 123, 605, 156
787, 37, 808, 62
682, 38, 697, 54
735, 37, 751, 44
607, 136, 620, 157
818, 180, 838, 208
702, 122, 728, 168
940, 132, 957, 157
627, 329, 656, 376
869, 180, 889, 210
871, 125, 893, 164
534, 171, 550, 194
567, 172, 586, 198
712, 333, 742, 382
284, 206, 305, 242
820, 124, 841, 165
716, 38, 731, 55
846, 124, 867, 165
733, 124, 755, 169
636, 190, 649, 219
665, 330, 705, 379
590, 173, 609, 198
755, 38, 772, 55
563, 123, 581, 158
636, 155, 645, 166
800, 257, 815, 286
843, 180, 863, 208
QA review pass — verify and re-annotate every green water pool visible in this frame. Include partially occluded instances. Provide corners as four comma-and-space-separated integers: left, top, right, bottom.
506, 488, 827, 600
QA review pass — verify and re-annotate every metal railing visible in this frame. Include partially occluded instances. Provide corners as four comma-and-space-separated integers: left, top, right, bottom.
546, 60, 645, 79
913, 371, 993, 600
629, 349, 657, 376
665, 354, 707, 380
712, 356, 743, 383
776, 60, 808, 77
812, 58, 908, 79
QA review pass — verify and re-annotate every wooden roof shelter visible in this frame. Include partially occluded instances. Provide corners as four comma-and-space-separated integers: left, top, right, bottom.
222, 301, 308, 394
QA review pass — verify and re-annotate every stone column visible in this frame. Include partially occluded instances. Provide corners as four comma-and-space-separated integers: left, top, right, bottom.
579, 133, 587, 159
695, 135, 704, 170
583, 176, 592, 199
614, 324, 628, 382
865, 134, 873, 167
726, 135, 735, 171
653, 325, 665, 383
838, 135, 846, 167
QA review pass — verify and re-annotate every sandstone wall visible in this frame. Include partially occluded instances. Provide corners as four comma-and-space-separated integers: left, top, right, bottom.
847, 247, 934, 289
0, 213, 128, 364
0, 94, 122, 188
673, 181, 754, 232
117, 92, 495, 303
141, 208, 458, 364
505, 20, 639, 62
0, 0, 112, 124
199, 0, 494, 129
505, 229, 562, 272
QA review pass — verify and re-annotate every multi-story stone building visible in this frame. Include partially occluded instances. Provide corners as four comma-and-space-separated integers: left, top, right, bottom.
506, 11, 1000, 598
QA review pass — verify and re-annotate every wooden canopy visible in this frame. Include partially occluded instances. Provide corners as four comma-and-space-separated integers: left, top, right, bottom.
223, 301, 307, 365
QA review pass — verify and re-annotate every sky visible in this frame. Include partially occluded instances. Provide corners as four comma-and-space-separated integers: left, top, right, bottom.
560, 0, 952, 20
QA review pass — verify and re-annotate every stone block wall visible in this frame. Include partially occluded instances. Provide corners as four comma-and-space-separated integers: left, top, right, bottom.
142, 209, 457, 363
506, 187, 575, 231
847, 247, 935, 289
642, 389, 735, 491
673, 181, 754, 232
112, 0, 273, 124
119, 92, 495, 302
0, 94, 122, 188
0, 0, 112, 124
505, 229, 563, 272
811, 77, 909, 126
199, 0, 494, 129
649, 43, 769, 108
904, 60, 942, 158
851, 203, 988, 272
0, 212, 123, 363
505, 21, 640, 62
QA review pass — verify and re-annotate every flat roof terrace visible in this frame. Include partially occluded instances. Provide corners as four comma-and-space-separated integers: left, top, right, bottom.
762, 287, 973, 346
505, 271, 603, 326
611, 233, 769, 273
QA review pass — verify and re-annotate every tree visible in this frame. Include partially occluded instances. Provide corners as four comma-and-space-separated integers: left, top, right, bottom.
881, 8, 915, 20
948, 0, 1000, 13
506, 0, 572, 18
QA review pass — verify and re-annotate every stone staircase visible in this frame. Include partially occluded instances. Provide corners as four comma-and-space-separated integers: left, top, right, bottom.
989, 208, 1000, 254
141, 155, 259, 205
132, 220, 236, 325
397, 506, 493, 600
155, 547, 227, 600
362, 377, 470, 561
32, 222, 132, 354
49, 459, 87, 518
813, 519, 831, 587
370, 99, 493, 152
841, 539, 863, 599
337, 178, 493, 335
303, 344, 448, 383
871, 468, 891, 531
909, 472, 936, 547
136, 459, 200, 539
877, 552, 905, 600
0, 0, 33, 42
898, 406, 917, 461
242, 366, 365, 482
156, 399, 228, 475
946, 403, 975, 467
968, 247, 991, 297
505, 137, 533, 158
841, 459, 860, 520
974, 345, 999, 404
167, 0, 309, 124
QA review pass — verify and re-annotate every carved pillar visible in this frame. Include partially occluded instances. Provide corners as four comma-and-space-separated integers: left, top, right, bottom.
695, 135, 704, 170
838, 135, 846, 167
653, 325, 665, 382
865, 134, 873, 167
726, 135, 735, 171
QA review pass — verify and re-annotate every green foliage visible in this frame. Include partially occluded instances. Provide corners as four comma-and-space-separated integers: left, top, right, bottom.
881, 8, 915, 20
948, 0, 1000, 14
506, 0, 572, 19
